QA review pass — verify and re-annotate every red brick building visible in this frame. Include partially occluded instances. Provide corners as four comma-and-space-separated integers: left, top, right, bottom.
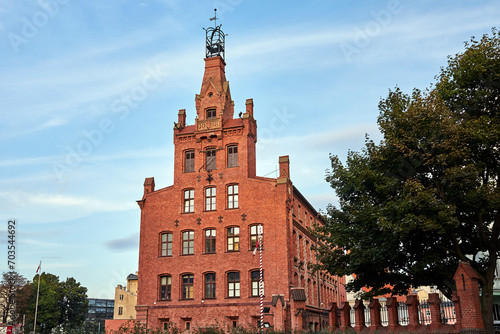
136, 25, 346, 332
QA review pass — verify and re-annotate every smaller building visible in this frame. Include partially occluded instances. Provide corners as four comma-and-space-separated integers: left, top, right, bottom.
113, 273, 138, 320
85, 298, 114, 330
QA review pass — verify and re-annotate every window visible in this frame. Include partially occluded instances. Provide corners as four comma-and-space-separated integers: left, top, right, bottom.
206, 108, 216, 119
159, 275, 171, 300
119, 294, 123, 300
205, 273, 216, 299
227, 145, 238, 167
227, 184, 239, 209
206, 149, 216, 170
182, 231, 194, 255
185, 150, 195, 173
205, 187, 216, 211
250, 225, 263, 250
118, 306, 123, 315
184, 189, 194, 213
227, 227, 239, 252
160, 232, 172, 257
251, 270, 264, 297
205, 229, 216, 254
182, 274, 194, 299
227, 272, 240, 298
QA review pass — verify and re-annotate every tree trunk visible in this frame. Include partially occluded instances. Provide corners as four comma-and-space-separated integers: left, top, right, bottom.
481, 266, 496, 334
482, 286, 494, 333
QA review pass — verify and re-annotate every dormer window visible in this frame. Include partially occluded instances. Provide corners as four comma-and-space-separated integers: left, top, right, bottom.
206, 109, 217, 119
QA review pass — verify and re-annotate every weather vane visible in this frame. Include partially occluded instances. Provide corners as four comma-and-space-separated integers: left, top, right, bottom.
203, 8, 225, 59
210, 8, 217, 28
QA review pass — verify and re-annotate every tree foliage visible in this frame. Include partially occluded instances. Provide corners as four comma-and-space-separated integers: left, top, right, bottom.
0, 271, 27, 324
313, 28, 500, 331
19, 272, 88, 334
58, 277, 89, 329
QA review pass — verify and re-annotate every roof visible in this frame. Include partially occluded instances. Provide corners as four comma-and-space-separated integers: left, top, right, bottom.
454, 261, 480, 280
224, 118, 243, 128
178, 125, 195, 135
127, 273, 138, 280
143, 177, 154, 186
272, 295, 285, 306
290, 288, 307, 301
293, 185, 319, 217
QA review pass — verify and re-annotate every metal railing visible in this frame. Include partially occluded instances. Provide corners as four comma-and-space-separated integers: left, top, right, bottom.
346, 298, 457, 327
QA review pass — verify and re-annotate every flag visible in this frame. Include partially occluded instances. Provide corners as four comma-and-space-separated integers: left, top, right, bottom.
210, 16, 216, 21
36, 261, 41, 274
253, 237, 260, 256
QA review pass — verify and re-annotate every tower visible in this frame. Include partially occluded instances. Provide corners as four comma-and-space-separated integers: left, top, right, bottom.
135, 18, 345, 332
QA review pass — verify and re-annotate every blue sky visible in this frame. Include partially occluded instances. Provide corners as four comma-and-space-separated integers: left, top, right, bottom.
0, 0, 498, 299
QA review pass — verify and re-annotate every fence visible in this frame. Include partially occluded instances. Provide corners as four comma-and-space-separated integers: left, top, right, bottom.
328, 262, 485, 333
346, 298, 456, 329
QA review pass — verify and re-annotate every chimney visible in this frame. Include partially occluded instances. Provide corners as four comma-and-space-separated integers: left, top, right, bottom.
144, 177, 155, 195
244, 98, 254, 118
279, 156, 290, 180
177, 109, 186, 129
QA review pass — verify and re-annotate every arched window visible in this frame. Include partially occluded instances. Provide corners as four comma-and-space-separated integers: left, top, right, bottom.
183, 189, 194, 213
160, 232, 172, 257
204, 228, 216, 254
205, 187, 216, 211
184, 150, 195, 173
159, 275, 171, 300
182, 230, 194, 255
227, 227, 239, 252
227, 145, 238, 167
181, 274, 194, 299
227, 184, 239, 209
206, 108, 217, 119
250, 224, 263, 250
206, 148, 216, 170
227, 272, 240, 298
204, 272, 216, 299
250, 270, 264, 297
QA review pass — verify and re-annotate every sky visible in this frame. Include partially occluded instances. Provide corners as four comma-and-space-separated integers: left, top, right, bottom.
0, 0, 499, 299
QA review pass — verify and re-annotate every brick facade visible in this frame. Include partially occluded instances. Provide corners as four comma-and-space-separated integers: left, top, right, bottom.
135, 43, 345, 331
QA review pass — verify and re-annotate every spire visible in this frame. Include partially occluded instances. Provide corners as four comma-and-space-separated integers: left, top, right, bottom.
195, 12, 233, 127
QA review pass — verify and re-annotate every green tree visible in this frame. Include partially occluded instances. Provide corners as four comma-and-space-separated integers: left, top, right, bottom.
313, 28, 500, 332
30, 273, 61, 334
22, 273, 89, 334
59, 277, 89, 330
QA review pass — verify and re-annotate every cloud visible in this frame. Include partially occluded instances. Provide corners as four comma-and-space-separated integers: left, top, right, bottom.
0, 147, 170, 168
105, 232, 139, 252
0, 191, 137, 224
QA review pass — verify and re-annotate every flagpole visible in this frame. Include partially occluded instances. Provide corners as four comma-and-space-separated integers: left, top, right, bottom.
259, 230, 263, 333
33, 261, 41, 334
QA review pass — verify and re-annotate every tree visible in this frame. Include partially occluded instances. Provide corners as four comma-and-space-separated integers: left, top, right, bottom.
0, 271, 27, 324
313, 28, 500, 332
58, 277, 88, 330
21, 273, 89, 334
30, 273, 62, 334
